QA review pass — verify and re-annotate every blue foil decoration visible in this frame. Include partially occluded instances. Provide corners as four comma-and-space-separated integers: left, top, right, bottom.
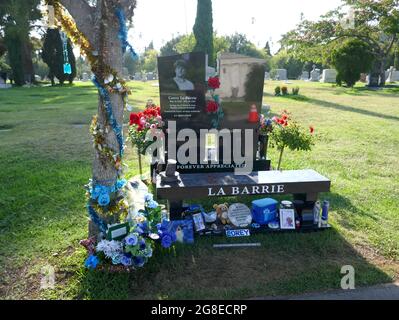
115, 7, 138, 60
87, 204, 107, 234
92, 76, 124, 157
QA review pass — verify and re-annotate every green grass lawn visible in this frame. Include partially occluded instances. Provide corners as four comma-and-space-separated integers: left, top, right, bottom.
0, 80, 398, 299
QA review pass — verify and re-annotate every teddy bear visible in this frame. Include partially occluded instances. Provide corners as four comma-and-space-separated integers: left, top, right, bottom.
213, 203, 230, 225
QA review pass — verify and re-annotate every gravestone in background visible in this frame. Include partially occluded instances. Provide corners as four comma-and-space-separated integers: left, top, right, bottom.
274, 69, 287, 81
310, 65, 320, 82
320, 69, 337, 83
157, 52, 267, 174
300, 71, 309, 80
264, 71, 270, 80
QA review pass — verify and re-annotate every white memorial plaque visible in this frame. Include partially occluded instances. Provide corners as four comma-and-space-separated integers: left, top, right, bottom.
227, 203, 252, 228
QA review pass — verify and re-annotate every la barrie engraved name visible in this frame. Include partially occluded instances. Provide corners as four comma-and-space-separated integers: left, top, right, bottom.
208, 184, 285, 197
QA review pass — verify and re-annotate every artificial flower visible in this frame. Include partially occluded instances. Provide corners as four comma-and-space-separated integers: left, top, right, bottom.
144, 193, 154, 202
129, 113, 140, 125
125, 233, 138, 246
208, 76, 220, 89
121, 255, 133, 267
147, 200, 159, 209
206, 100, 218, 113
139, 238, 147, 250
98, 192, 110, 206
96, 240, 123, 258
111, 253, 123, 265
133, 256, 145, 268
310, 126, 315, 134
161, 233, 173, 248
84, 255, 99, 269
79, 237, 96, 255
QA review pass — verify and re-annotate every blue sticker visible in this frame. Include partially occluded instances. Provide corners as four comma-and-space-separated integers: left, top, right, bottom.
226, 229, 251, 238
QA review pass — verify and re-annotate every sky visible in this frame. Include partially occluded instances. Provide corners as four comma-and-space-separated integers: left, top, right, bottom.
129, 0, 344, 54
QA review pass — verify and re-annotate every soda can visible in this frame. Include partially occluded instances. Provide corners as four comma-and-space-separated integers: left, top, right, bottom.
321, 200, 329, 225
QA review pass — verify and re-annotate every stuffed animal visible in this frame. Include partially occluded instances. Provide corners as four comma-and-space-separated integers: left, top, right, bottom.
213, 203, 230, 225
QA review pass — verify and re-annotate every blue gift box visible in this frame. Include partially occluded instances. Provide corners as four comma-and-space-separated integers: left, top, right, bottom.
252, 198, 278, 225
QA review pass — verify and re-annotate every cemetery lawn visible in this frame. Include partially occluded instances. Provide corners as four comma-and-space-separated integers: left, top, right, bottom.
0, 80, 398, 299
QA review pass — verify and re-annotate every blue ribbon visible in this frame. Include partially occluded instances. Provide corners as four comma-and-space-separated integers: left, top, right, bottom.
115, 7, 138, 60
92, 76, 124, 157
87, 204, 108, 234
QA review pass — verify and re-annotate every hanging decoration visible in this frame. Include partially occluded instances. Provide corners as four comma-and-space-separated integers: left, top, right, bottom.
115, 7, 138, 61
92, 76, 125, 157
60, 31, 72, 75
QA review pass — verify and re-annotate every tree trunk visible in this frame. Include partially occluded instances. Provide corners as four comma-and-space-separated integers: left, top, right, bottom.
21, 37, 34, 84
92, 2, 124, 191
368, 58, 382, 87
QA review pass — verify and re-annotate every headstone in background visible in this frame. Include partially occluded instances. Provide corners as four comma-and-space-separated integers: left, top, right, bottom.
300, 71, 309, 80
310, 65, 320, 82
0, 76, 11, 89
82, 72, 89, 82
273, 69, 287, 81
34, 75, 41, 82
320, 69, 337, 83
360, 73, 368, 83
147, 72, 155, 80
134, 72, 142, 81
387, 66, 399, 83
264, 71, 270, 80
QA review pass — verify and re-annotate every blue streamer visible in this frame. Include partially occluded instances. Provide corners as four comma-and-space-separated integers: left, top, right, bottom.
115, 7, 138, 60
92, 76, 124, 157
87, 204, 108, 234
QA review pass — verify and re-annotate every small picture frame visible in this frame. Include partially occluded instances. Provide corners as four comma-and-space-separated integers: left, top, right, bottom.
279, 209, 296, 230
192, 213, 206, 232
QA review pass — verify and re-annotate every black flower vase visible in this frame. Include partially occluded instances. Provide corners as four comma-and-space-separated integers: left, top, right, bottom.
259, 134, 269, 160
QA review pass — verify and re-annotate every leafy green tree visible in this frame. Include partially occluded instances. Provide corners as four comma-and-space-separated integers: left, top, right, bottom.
280, 0, 399, 87
41, 28, 76, 85
271, 50, 304, 79
160, 35, 184, 56
0, 0, 41, 85
193, 0, 214, 66
123, 51, 140, 76
330, 39, 374, 87
226, 33, 267, 59
175, 33, 196, 54
142, 49, 158, 72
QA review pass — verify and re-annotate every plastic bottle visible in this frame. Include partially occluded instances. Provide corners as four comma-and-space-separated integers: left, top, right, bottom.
313, 201, 321, 226
321, 200, 329, 225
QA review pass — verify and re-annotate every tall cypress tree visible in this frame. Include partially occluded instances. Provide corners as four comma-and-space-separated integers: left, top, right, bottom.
42, 28, 76, 85
0, 0, 41, 86
193, 0, 214, 66
264, 41, 272, 56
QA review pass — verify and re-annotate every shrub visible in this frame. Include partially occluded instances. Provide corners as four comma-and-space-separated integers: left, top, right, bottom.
292, 87, 300, 95
330, 39, 374, 87
274, 86, 281, 96
281, 86, 288, 95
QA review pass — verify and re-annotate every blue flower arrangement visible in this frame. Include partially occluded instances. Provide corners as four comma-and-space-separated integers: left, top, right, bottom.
81, 192, 176, 270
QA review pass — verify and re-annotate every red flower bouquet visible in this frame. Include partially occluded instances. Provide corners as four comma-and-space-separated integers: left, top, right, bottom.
128, 104, 164, 155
